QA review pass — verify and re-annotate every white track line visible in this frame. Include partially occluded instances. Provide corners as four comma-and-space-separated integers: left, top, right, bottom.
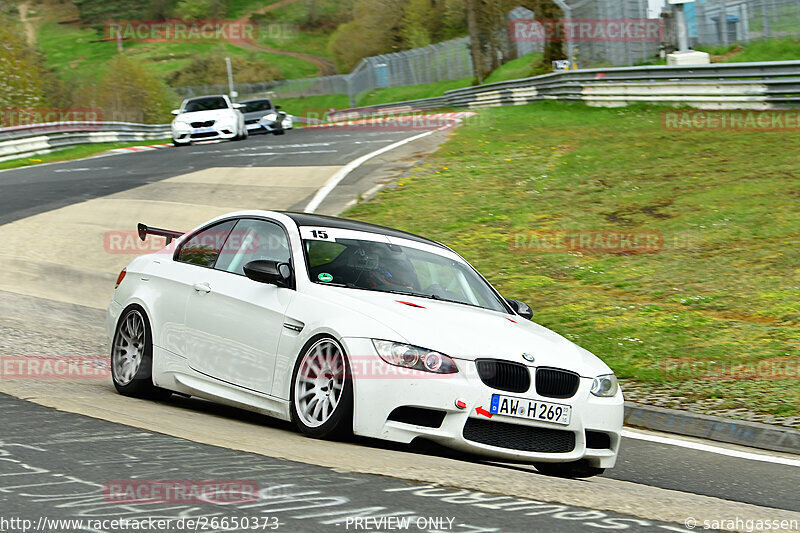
622, 429, 800, 467
304, 131, 435, 213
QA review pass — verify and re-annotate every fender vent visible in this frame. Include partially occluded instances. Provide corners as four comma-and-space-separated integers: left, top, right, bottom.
388, 406, 446, 428
585, 430, 612, 450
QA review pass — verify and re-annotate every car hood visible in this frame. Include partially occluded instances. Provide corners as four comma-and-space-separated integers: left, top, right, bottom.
325, 287, 611, 377
174, 109, 235, 123
242, 110, 276, 120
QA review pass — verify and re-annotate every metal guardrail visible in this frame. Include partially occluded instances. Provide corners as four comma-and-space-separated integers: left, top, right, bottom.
0, 122, 170, 163
331, 61, 800, 118
3, 61, 799, 163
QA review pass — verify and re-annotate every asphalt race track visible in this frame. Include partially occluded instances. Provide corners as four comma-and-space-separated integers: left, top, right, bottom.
0, 125, 798, 533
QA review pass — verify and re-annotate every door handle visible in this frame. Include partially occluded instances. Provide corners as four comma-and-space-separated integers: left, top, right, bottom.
193, 282, 211, 294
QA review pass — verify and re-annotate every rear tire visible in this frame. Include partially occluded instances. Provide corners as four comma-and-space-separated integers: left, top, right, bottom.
111, 305, 171, 400
290, 336, 353, 439
533, 460, 605, 479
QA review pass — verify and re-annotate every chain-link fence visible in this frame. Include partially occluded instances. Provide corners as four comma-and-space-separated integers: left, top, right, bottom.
174, 37, 474, 105
173, 76, 350, 101
681, 0, 800, 48
510, 0, 659, 67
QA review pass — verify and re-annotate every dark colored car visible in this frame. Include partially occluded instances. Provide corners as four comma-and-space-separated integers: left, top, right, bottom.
240, 99, 292, 135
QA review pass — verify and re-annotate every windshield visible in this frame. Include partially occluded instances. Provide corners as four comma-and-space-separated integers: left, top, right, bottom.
304, 235, 508, 313
183, 97, 229, 112
242, 100, 273, 113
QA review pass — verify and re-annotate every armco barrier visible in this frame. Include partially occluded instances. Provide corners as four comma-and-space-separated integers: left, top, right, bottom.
0, 122, 170, 163
3, 61, 799, 162
330, 60, 800, 119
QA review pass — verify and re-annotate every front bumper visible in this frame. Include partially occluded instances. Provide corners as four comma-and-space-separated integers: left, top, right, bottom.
172, 125, 238, 143
342, 337, 623, 468
246, 120, 282, 133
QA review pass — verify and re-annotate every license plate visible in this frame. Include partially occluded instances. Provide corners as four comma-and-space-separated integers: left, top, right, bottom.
192, 127, 214, 134
490, 394, 571, 426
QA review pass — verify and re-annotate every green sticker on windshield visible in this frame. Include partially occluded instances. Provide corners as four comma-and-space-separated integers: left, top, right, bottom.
318, 273, 333, 282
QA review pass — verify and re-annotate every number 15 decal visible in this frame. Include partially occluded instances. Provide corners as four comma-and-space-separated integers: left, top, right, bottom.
311, 230, 329, 239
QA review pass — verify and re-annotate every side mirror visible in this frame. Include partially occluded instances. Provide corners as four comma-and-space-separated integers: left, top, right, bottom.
506, 299, 533, 320
233, 103, 244, 109
244, 260, 292, 288
275, 105, 282, 110
171, 109, 181, 115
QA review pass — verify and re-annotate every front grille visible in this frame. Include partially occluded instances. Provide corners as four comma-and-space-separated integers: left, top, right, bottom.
535, 367, 580, 399
475, 359, 531, 393
388, 406, 446, 428
463, 418, 575, 453
190, 120, 216, 128
190, 132, 218, 139
585, 430, 611, 449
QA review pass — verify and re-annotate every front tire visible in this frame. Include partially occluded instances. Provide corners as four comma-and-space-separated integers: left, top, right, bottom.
111, 306, 171, 400
290, 336, 353, 439
534, 460, 605, 479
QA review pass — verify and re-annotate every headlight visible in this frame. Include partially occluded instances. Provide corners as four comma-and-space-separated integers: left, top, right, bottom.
173, 120, 190, 129
372, 340, 458, 374
262, 112, 279, 122
590, 374, 618, 397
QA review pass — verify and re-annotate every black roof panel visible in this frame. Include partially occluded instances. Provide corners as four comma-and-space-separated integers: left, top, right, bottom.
281, 212, 445, 248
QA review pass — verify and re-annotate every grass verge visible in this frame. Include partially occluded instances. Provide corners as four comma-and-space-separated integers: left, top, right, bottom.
37, 21, 319, 83
698, 37, 800, 62
357, 79, 473, 107
484, 53, 546, 83
345, 102, 800, 424
0, 139, 171, 171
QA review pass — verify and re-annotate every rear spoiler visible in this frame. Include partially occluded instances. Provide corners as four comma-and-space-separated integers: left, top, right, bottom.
137, 223, 184, 245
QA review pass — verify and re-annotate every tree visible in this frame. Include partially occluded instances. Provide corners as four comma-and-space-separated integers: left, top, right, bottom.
527, 0, 566, 66
402, 0, 435, 49
0, 20, 47, 110
92, 55, 176, 123
165, 49, 282, 87
464, 0, 565, 82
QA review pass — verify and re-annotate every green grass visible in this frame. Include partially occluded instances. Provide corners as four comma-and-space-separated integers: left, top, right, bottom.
357, 78, 472, 107
257, 27, 334, 60
345, 102, 800, 420
484, 53, 546, 84
274, 94, 351, 120
0, 139, 171, 170
37, 21, 319, 85
229, 0, 281, 18
698, 37, 800, 62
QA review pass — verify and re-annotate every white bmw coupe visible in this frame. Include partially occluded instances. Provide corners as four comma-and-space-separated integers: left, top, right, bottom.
108, 211, 623, 477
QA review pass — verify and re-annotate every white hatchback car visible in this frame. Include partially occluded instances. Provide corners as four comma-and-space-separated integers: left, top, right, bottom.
171, 95, 247, 146
108, 211, 623, 477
